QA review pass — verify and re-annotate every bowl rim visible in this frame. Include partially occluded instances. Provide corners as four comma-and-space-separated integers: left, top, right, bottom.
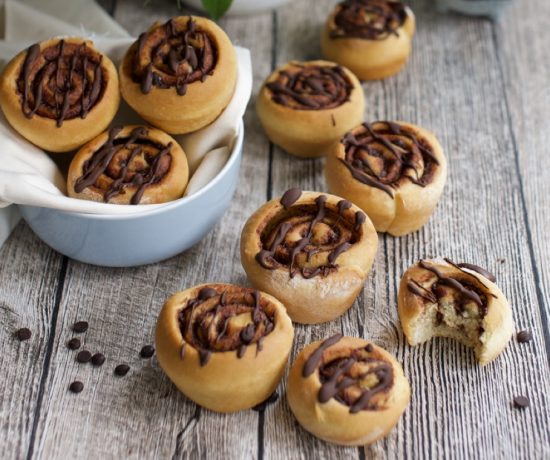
27, 119, 244, 221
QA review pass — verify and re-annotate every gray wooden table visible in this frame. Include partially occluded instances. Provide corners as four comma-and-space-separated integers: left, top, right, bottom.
1, 0, 549, 458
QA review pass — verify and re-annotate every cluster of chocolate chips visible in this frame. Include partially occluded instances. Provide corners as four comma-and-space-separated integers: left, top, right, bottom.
63, 320, 155, 393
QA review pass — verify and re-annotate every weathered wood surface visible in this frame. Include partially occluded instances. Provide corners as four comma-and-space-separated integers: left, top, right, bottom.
0, 0, 549, 458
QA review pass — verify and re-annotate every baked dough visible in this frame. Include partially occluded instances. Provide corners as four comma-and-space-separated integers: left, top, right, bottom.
119, 16, 237, 134
321, 0, 415, 80
67, 125, 188, 205
398, 258, 514, 365
155, 283, 294, 412
325, 121, 447, 236
287, 334, 410, 445
256, 60, 364, 158
240, 189, 378, 324
0, 37, 119, 152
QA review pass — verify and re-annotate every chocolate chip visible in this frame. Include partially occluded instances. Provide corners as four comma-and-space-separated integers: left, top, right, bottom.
67, 338, 81, 350
516, 330, 532, 343
16, 328, 31, 341
91, 353, 105, 366
114, 364, 130, 376
365, 343, 374, 352
69, 381, 84, 393
73, 321, 89, 333
513, 396, 530, 409
76, 350, 92, 363
280, 188, 302, 208
140, 345, 155, 359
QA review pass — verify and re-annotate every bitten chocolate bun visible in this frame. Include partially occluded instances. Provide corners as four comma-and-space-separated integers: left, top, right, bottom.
321, 0, 415, 81
398, 258, 514, 365
256, 60, 364, 158
325, 121, 447, 236
0, 38, 119, 152
155, 284, 294, 413
287, 334, 410, 446
119, 16, 237, 134
67, 125, 188, 205
240, 189, 378, 324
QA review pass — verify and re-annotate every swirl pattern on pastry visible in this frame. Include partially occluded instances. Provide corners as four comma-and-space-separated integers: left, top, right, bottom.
133, 16, 217, 95
266, 63, 353, 110
330, 0, 408, 40
255, 189, 366, 279
17, 40, 105, 127
340, 121, 440, 198
406, 259, 497, 322
74, 127, 173, 204
178, 285, 276, 366
303, 334, 394, 413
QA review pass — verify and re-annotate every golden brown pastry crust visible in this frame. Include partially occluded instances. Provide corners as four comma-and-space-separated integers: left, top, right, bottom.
67, 125, 188, 205
240, 189, 378, 324
287, 335, 410, 446
256, 60, 365, 158
155, 284, 294, 413
325, 121, 447, 236
119, 16, 237, 134
398, 258, 514, 365
0, 37, 119, 152
321, 1, 415, 81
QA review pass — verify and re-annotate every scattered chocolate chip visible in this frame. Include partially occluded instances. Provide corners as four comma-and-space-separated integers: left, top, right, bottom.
73, 321, 89, 333
280, 188, 302, 208
76, 350, 92, 363
69, 381, 84, 393
365, 343, 374, 352
16, 328, 32, 341
252, 391, 279, 411
114, 364, 130, 376
516, 330, 532, 343
91, 353, 105, 366
67, 338, 81, 350
498, 258, 506, 264
140, 345, 155, 359
513, 396, 530, 409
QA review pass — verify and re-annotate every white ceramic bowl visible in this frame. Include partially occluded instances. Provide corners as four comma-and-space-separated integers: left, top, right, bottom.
183, 0, 292, 16
18, 121, 244, 267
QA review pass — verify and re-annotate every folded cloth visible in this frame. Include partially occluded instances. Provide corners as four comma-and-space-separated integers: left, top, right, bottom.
0, 0, 252, 248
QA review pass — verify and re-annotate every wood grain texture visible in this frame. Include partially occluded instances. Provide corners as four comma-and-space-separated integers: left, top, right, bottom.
495, 0, 550, 358
0, 0, 549, 459
0, 224, 64, 460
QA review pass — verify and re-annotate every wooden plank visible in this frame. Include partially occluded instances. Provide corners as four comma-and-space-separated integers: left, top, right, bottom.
495, 0, 550, 358
26, 1, 274, 459
0, 223, 64, 460
263, 0, 550, 458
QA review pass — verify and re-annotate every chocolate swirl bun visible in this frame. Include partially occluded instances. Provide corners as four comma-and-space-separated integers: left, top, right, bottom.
241, 190, 378, 324
326, 121, 447, 236
287, 335, 410, 446
257, 60, 364, 158
266, 63, 353, 110
119, 16, 237, 134
67, 126, 188, 205
321, 1, 415, 80
0, 38, 119, 152
399, 258, 514, 365
156, 284, 294, 412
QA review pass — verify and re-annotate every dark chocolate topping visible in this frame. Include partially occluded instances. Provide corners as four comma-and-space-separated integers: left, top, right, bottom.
455, 262, 496, 283
16, 327, 32, 341
406, 259, 495, 318
177, 286, 276, 367
255, 193, 364, 279
340, 121, 439, 198
266, 63, 353, 110
280, 187, 302, 208
18, 40, 105, 126
74, 127, 173, 204
132, 17, 216, 95
516, 330, 532, 343
303, 335, 394, 413
330, 0, 408, 41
